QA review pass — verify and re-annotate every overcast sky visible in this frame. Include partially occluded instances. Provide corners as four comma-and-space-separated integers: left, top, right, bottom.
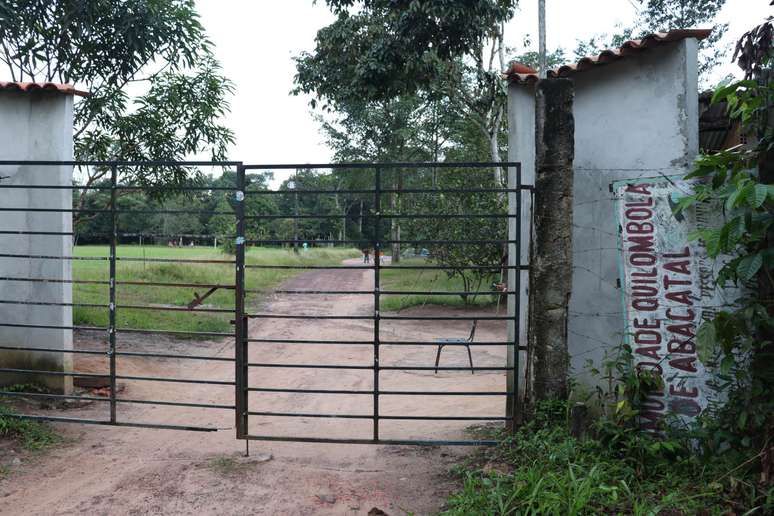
195, 0, 771, 183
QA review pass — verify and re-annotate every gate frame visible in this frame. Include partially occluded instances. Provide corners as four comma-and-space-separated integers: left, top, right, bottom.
0, 159, 529, 444
0, 159, 240, 433
234, 161, 529, 445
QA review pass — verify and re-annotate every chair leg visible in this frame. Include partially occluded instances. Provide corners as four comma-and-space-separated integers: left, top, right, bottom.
466, 344, 474, 374
435, 344, 444, 374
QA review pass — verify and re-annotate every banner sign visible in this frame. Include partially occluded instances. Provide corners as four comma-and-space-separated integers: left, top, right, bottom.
613, 176, 741, 430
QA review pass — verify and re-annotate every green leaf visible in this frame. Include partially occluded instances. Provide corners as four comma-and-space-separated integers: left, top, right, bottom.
711, 83, 739, 104
720, 354, 735, 375
702, 228, 722, 257
751, 183, 768, 208
673, 195, 695, 214
696, 322, 717, 363
727, 216, 746, 246
725, 188, 742, 212
737, 410, 748, 430
736, 253, 762, 282
736, 182, 755, 209
718, 222, 731, 252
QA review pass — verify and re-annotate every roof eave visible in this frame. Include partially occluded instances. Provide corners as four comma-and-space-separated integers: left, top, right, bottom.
504, 28, 713, 85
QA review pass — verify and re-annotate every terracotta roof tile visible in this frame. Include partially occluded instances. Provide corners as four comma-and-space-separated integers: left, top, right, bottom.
0, 81, 88, 97
505, 28, 713, 84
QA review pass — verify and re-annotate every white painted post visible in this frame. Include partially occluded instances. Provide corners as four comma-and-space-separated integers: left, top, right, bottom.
0, 89, 75, 393
506, 83, 537, 425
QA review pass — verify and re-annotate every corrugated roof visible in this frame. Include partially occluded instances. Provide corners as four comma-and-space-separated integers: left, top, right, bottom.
0, 81, 88, 97
505, 28, 713, 84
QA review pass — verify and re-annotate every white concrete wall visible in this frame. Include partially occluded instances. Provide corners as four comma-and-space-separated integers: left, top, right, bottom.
506, 85, 535, 403
569, 39, 698, 388
0, 90, 74, 393
507, 38, 700, 394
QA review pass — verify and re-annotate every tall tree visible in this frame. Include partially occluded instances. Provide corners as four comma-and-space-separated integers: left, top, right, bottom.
574, 0, 727, 84
293, 0, 517, 185
638, 0, 728, 80
319, 93, 468, 260
0, 0, 234, 192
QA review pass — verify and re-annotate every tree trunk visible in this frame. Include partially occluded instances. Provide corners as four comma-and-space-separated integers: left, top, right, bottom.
391, 170, 401, 263
334, 191, 344, 244
293, 191, 299, 254
528, 78, 574, 402
538, 0, 547, 78
489, 127, 503, 186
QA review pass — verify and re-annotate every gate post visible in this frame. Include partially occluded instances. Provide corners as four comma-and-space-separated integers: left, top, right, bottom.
234, 163, 248, 439
0, 88, 75, 394
507, 80, 538, 431
108, 163, 118, 423
506, 163, 523, 431
529, 78, 575, 402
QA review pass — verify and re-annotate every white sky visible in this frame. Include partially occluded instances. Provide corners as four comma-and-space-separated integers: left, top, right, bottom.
195, 0, 772, 185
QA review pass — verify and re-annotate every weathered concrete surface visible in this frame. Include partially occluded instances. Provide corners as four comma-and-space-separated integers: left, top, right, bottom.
507, 39, 700, 395
529, 78, 574, 401
0, 90, 74, 393
568, 39, 698, 388
506, 84, 535, 422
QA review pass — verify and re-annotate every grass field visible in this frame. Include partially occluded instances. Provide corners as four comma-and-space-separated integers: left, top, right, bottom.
379, 258, 502, 312
73, 245, 359, 334
72, 248, 499, 335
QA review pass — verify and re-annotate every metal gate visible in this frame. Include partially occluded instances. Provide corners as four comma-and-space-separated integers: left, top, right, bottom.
0, 160, 528, 445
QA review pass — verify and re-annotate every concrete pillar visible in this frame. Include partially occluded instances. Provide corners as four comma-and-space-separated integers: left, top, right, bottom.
0, 88, 75, 393
529, 78, 574, 401
506, 83, 536, 427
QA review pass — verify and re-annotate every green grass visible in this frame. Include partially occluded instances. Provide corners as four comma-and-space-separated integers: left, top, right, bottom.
379, 258, 501, 312
0, 403, 60, 451
443, 401, 774, 515
73, 249, 499, 331
205, 456, 252, 476
206, 456, 240, 474
73, 245, 359, 334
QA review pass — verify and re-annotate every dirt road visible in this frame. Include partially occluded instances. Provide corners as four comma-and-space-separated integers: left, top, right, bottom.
1, 261, 507, 515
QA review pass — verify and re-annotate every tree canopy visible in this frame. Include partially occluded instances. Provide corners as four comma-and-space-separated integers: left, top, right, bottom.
0, 0, 234, 189
574, 0, 728, 83
293, 0, 516, 107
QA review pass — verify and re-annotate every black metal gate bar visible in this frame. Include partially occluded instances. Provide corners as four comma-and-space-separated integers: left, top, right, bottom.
109, 163, 118, 424
508, 164, 522, 429
238, 161, 528, 445
0, 159, 529, 443
234, 164, 248, 439
0, 160, 238, 432
373, 166, 381, 441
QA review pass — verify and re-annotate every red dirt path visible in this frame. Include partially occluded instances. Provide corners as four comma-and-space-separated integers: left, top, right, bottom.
1, 260, 507, 515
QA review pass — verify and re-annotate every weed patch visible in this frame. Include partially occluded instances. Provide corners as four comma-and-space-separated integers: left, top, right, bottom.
444, 401, 774, 515
205, 455, 264, 476
0, 403, 60, 451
